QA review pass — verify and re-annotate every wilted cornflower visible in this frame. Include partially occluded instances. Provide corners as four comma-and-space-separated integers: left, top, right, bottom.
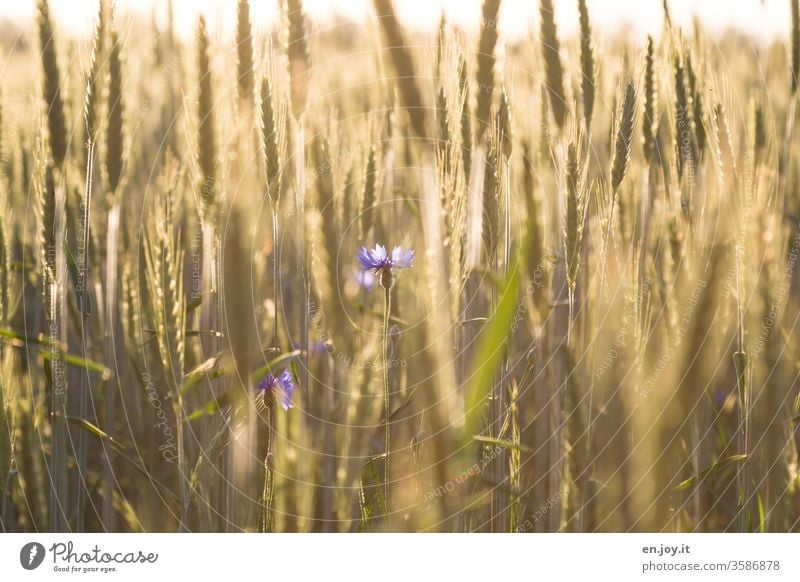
256, 368, 296, 411
357, 244, 415, 288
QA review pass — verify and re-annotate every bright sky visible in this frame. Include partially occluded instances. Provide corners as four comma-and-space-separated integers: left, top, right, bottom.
2, 0, 794, 43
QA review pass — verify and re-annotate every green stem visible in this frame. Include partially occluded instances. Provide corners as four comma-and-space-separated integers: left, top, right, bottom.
261, 402, 275, 532
272, 208, 280, 348
382, 280, 392, 517
599, 189, 618, 300
175, 394, 188, 531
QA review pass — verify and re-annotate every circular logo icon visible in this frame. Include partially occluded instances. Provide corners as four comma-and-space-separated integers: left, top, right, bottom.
20, 542, 46, 570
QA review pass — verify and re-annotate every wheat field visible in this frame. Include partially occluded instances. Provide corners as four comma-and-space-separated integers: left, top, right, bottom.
0, 0, 799, 533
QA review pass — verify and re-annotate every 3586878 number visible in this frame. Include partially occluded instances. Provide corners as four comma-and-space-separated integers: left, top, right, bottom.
730, 560, 780, 571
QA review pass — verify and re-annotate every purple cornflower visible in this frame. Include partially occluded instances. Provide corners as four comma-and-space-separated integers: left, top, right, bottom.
357, 245, 414, 287
355, 268, 376, 290
256, 368, 296, 411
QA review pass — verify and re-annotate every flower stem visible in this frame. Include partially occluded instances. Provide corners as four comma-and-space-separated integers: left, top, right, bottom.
261, 402, 275, 532
272, 208, 280, 347
382, 279, 392, 517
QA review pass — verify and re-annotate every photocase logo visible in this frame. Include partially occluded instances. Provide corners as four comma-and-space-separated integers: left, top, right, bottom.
20, 542, 46, 570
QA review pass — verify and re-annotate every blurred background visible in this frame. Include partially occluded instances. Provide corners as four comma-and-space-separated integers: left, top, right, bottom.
0, 0, 795, 43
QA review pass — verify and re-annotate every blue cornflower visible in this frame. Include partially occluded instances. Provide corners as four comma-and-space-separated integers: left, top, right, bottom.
355, 268, 376, 290
357, 245, 414, 287
256, 368, 296, 411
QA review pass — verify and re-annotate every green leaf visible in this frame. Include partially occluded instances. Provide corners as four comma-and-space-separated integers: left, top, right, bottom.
250, 349, 302, 384
143, 329, 223, 338
182, 350, 304, 417
467, 267, 503, 291
66, 416, 126, 451
185, 389, 237, 422
65, 415, 178, 501
185, 330, 224, 338
365, 455, 387, 518
42, 350, 112, 380
181, 351, 226, 395
463, 233, 529, 442
0, 328, 112, 379
186, 294, 203, 314
352, 305, 410, 327
473, 434, 533, 453
389, 385, 419, 421
672, 454, 748, 493
397, 189, 420, 219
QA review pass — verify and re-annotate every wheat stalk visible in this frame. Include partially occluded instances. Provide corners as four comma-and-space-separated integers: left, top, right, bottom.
0, 197, 10, 327
105, 26, 124, 197
360, 144, 378, 239
497, 86, 512, 272
83, 0, 106, 157
540, 0, 567, 129
713, 102, 737, 186
662, 0, 673, 29
611, 82, 636, 194
482, 136, 500, 265
372, 0, 428, 140
436, 86, 450, 169
475, 0, 501, 139
578, 0, 595, 131
286, 0, 311, 120
0, 374, 12, 515
751, 98, 766, 167
673, 48, 697, 181
144, 189, 188, 525
35, 137, 68, 531
309, 136, 345, 337
792, 0, 799, 94
0, 193, 11, 515
36, 0, 67, 169
261, 76, 282, 205
236, 0, 255, 103
565, 141, 583, 295
599, 82, 635, 297
522, 142, 543, 311
261, 73, 283, 349
459, 54, 473, 184
37, 152, 56, 288
497, 87, 512, 160
685, 52, 706, 159
643, 36, 657, 165
196, 15, 217, 212
435, 12, 447, 79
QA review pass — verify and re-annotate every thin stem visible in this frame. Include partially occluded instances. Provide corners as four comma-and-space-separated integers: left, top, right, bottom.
78, 141, 95, 531
567, 289, 575, 347
294, 119, 308, 409
495, 158, 512, 531
272, 208, 280, 348
599, 189, 618, 300
50, 167, 68, 532
382, 281, 392, 516
503, 161, 511, 275
175, 395, 188, 531
261, 402, 275, 532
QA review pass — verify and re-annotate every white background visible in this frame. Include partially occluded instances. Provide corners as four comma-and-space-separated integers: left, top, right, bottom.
1, 533, 799, 580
